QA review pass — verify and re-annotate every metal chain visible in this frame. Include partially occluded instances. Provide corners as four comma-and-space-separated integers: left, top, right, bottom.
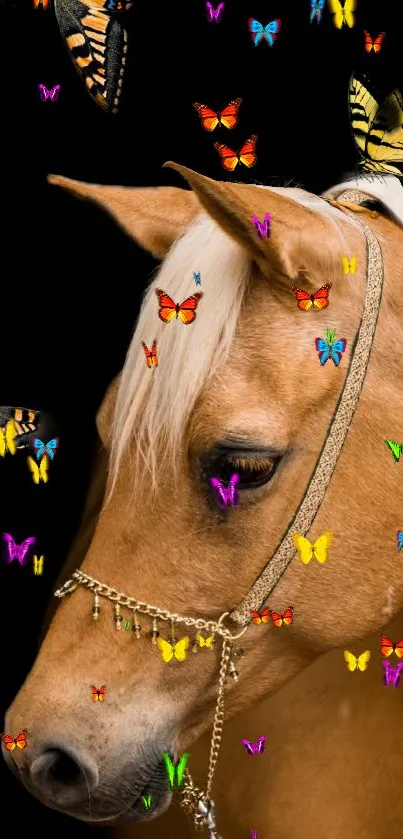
206, 636, 232, 799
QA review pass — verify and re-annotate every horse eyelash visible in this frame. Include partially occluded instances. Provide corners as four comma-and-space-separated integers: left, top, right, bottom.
226, 456, 275, 473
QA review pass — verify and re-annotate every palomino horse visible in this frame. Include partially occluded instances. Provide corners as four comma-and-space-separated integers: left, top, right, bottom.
4, 166, 403, 839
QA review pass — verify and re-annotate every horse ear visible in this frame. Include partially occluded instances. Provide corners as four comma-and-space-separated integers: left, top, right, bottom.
47, 175, 200, 259
163, 162, 336, 282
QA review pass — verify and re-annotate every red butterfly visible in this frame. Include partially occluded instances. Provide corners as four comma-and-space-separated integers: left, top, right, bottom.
271, 607, 294, 628
91, 685, 106, 702
155, 289, 203, 325
379, 636, 403, 658
290, 283, 332, 311
142, 340, 158, 368
364, 31, 385, 53
193, 98, 242, 131
214, 136, 258, 171
250, 607, 271, 625
1, 729, 27, 750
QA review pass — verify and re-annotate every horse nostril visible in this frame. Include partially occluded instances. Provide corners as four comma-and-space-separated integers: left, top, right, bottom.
30, 746, 99, 807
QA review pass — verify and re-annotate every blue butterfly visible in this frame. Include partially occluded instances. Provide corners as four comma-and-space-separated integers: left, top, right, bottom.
31, 437, 59, 460
397, 531, 403, 551
193, 272, 202, 286
310, 0, 325, 24
315, 329, 347, 366
248, 18, 281, 47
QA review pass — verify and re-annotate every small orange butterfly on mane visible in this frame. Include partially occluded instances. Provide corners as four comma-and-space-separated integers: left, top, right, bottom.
290, 283, 332, 311
91, 685, 106, 702
142, 340, 158, 368
155, 289, 203, 325
250, 607, 271, 625
271, 607, 294, 627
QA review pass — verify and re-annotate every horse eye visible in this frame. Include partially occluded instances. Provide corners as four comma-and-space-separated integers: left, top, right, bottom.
215, 453, 280, 490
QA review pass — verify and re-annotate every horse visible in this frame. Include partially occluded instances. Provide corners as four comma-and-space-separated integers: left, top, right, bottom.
4, 164, 403, 839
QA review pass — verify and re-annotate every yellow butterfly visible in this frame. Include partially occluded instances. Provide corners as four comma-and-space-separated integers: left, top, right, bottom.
27, 454, 49, 484
349, 76, 403, 176
156, 636, 190, 663
328, 0, 356, 28
342, 256, 358, 274
0, 420, 17, 457
292, 532, 332, 565
196, 633, 215, 649
344, 650, 371, 672
33, 555, 45, 575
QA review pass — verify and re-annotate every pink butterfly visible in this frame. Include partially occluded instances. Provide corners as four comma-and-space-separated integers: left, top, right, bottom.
209, 473, 240, 508
242, 735, 266, 755
382, 660, 403, 687
38, 84, 61, 102
206, 2, 224, 22
2, 533, 36, 566
252, 213, 271, 239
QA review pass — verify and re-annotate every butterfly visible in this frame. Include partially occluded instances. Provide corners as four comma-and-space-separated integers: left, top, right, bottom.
379, 636, 403, 659
1, 729, 27, 751
162, 752, 189, 789
328, 0, 356, 28
27, 454, 49, 483
91, 685, 106, 702
382, 660, 403, 688
310, 0, 325, 23
33, 555, 45, 576
33, 0, 49, 7
292, 532, 332, 565
364, 31, 385, 53
397, 531, 403, 551
384, 440, 403, 463
193, 98, 242, 132
252, 213, 271, 240
342, 256, 358, 274
141, 793, 152, 810
157, 636, 190, 663
142, 340, 158, 368
315, 329, 347, 366
193, 272, 202, 286
38, 84, 61, 102
209, 473, 240, 509
31, 438, 59, 460
155, 290, 203, 325
250, 607, 271, 625
214, 136, 258, 171
196, 633, 214, 648
248, 18, 281, 47
271, 607, 294, 628
242, 736, 266, 755
343, 650, 371, 672
0, 420, 17, 457
0, 406, 40, 442
206, 1, 224, 22
2, 533, 36, 566
290, 283, 332, 311
251, 833, 258, 839
348, 75, 403, 176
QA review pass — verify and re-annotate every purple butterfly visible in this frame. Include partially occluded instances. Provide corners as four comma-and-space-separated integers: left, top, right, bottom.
3, 533, 36, 566
209, 473, 240, 508
252, 213, 271, 240
206, 2, 224, 23
38, 84, 61, 102
242, 735, 266, 755
382, 660, 403, 688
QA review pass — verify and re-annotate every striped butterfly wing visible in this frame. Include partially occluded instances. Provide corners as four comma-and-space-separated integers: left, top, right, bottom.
349, 75, 403, 174
54, 0, 132, 113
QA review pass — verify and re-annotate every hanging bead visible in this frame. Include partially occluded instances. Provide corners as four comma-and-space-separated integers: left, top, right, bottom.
151, 617, 159, 645
132, 610, 142, 639
124, 619, 131, 631
92, 593, 100, 621
228, 659, 239, 682
114, 603, 123, 629
191, 638, 199, 654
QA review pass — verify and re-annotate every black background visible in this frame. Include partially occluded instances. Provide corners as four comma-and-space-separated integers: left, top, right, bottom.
1, 0, 402, 835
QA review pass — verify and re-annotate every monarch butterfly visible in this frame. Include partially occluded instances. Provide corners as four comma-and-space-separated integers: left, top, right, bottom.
91, 685, 106, 701
155, 290, 203, 325
290, 283, 332, 311
328, 0, 356, 29
214, 136, 258, 171
363, 31, 385, 53
33, 0, 49, 7
141, 340, 158, 368
379, 636, 403, 658
250, 608, 271, 625
271, 607, 293, 628
27, 455, 49, 484
33, 555, 45, 576
292, 532, 332, 564
348, 75, 403, 176
343, 650, 370, 671
156, 636, 190, 663
193, 98, 242, 131
1, 729, 27, 750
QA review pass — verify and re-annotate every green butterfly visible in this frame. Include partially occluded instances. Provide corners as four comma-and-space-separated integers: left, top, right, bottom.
141, 793, 152, 810
162, 752, 189, 790
384, 439, 403, 463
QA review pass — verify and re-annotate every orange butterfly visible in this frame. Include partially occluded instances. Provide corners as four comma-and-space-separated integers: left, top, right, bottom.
364, 31, 385, 53
193, 98, 242, 131
214, 136, 258, 171
1, 729, 27, 750
290, 283, 332, 311
91, 685, 106, 702
251, 608, 271, 625
380, 636, 403, 658
33, 0, 49, 7
142, 340, 158, 368
271, 607, 294, 628
155, 289, 203, 325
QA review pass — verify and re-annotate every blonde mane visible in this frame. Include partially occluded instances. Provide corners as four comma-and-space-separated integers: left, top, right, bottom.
109, 187, 359, 491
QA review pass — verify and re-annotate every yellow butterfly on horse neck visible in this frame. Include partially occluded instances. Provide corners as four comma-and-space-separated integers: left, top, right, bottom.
156, 636, 190, 663
293, 532, 332, 565
343, 650, 371, 672
342, 256, 358, 274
